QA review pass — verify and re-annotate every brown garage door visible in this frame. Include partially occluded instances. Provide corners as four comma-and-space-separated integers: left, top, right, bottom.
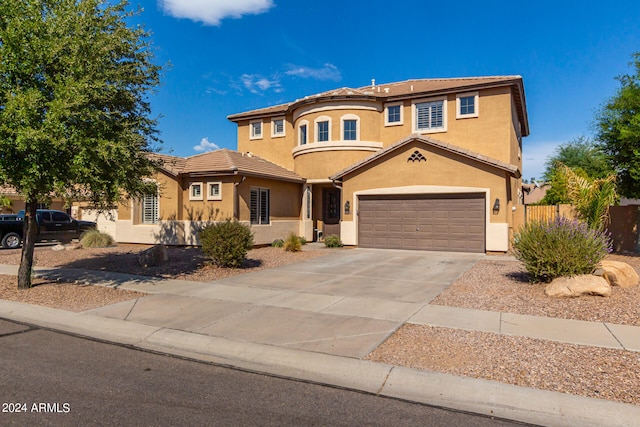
358, 194, 485, 253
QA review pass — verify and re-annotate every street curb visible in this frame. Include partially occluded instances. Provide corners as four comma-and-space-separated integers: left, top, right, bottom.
1, 300, 639, 426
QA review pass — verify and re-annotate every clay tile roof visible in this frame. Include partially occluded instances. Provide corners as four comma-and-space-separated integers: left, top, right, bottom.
182, 149, 304, 183
330, 135, 521, 180
150, 153, 187, 176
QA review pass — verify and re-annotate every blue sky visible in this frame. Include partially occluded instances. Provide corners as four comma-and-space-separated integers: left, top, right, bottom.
131, 0, 640, 180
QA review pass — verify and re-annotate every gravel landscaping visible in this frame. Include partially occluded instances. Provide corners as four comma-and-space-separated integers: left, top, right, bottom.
1, 244, 639, 406
432, 255, 640, 326
367, 324, 640, 406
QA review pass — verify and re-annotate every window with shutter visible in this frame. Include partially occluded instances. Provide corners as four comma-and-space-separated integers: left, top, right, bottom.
250, 188, 270, 224
143, 193, 158, 224
413, 98, 446, 132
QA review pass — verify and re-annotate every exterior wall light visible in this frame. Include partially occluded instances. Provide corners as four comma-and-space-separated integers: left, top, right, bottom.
344, 201, 351, 215
492, 198, 500, 214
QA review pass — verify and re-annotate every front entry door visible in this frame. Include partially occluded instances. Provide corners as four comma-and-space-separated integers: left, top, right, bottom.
322, 188, 341, 237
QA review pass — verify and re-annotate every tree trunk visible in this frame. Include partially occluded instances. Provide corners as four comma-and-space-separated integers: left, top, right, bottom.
17, 200, 38, 289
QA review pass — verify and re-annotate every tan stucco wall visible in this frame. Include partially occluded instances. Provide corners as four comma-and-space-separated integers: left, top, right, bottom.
339, 140, 509, 224
180, 177, 236, 221
237, 117, 296, 170
237, 177, 302, 222
294, 150, 374, 180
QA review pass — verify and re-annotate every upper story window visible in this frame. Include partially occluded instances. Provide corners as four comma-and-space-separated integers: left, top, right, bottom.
207, 182, 222, 200
456, 92, 479, 119
341, 114, 359, 141
384, 102, 403, 126
413, 97, 446, 133
250, 119, 263, 139
189, 182, 203, 201
315, 116, 331, 142
299, 121, 308, 145
344, 120, 357, 140
271, 117, 285, 137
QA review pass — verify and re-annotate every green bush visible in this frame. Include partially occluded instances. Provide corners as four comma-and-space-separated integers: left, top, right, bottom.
283, 233, 302, 252
298, 236, 307, 245
271, 239, 284, 248
512, 217, 612, 283
80, 229, 114, 248
199, 220, 254, 268
324, 234, 343, 248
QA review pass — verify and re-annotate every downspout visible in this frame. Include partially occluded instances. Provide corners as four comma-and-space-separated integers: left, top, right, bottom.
233, 174, 246, 221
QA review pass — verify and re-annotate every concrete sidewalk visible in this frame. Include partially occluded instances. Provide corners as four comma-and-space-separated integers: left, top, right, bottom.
1, 250, 639, 426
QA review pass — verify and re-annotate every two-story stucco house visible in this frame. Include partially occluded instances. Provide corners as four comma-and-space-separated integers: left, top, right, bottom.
90, 76, 528, 253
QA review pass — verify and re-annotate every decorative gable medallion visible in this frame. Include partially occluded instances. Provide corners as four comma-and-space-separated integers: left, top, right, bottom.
408, 150, 426, 162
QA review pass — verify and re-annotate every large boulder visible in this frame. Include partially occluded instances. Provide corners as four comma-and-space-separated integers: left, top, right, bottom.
594, 260, 639, 288
545, 275, 611, 298
138, 244, 168, 267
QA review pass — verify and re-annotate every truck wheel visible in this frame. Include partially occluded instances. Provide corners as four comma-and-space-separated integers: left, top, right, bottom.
2, 232, 21, 249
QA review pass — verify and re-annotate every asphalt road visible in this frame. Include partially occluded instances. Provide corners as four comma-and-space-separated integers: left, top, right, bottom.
0, 319, 532, 426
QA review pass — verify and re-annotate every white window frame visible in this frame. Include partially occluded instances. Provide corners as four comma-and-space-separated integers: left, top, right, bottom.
298, 120, 309, 145
456, 91, 479, 119
271, 117, 286, 138
314, 116, 332, 143
189, 182, 203, 201
142, 192, 159, 224
340, 114, 360, 141
249, 119, 263, 140
207, 182, 222, 201
412, 96, 447, 134
250, 187, 270, 225
384, 101, 403, 126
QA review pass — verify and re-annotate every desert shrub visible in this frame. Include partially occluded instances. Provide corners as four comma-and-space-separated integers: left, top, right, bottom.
199, 220, 253, 268
512, 217, 612, 283
80, 229, 114, 248
283, 233, 302, 252
271, 239, 284, 248
298, 236, 307, 245
324, 234, 343, 248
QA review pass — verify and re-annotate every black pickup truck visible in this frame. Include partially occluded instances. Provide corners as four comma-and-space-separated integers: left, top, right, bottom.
0, 210, 96, 249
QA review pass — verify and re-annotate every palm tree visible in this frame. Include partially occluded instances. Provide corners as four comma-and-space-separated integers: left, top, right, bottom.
557, 163, 618, 230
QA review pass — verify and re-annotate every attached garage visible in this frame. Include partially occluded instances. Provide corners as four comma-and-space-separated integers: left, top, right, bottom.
357, 193, 485, 253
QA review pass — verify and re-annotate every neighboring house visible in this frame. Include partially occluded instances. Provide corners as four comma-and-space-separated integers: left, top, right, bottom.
522, 182, 549, 205
86, 76, 529, 252
0, 185, 67, 213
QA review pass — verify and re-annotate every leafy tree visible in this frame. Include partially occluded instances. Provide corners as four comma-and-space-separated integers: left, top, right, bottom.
542, 136, 612, 181
596, 52, 640, 198
540, 137, 613, 205
0, 0, 162, 288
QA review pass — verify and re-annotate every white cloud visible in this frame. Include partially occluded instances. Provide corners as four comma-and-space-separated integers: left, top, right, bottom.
240, 73, 282, 94
193, 137, 219, 152
285, 63, 342, 81
159, 0, 274, 26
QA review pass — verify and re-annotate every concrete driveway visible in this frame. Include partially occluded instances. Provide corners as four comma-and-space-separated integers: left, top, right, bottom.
86, 248, 483, 359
